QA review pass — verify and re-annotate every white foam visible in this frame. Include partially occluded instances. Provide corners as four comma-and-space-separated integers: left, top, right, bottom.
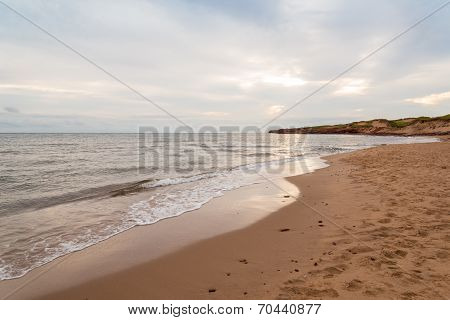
127, 155, 328, 228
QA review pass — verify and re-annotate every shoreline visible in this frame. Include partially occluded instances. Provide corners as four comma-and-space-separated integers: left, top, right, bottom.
0, 176, 301, 299
46, 141, 449, 299
1, 140, 448, 299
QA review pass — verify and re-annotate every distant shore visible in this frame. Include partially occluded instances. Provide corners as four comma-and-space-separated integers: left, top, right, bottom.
34, 140, 449, 299
269, 114, 450, 136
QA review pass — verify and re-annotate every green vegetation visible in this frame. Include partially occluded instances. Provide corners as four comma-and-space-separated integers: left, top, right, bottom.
350, 122, 373, 128
270, 114, 450, 134
415, 116, 431, 121
437, 114, 450, 121
388, 114, 449, 128
388, 120, 410, 128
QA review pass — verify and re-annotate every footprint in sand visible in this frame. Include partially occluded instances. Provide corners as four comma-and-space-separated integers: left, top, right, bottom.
359, 256, 382, 271
416, 229, 429, 237
309, 264, 347, 279
395, 238, 417, 249
436, 250, 449, 260
401, 291, 418, 299
391, 271, 403, 278
278, 284, 339, 299
333, 252, 353, 262
386, 212, 397, 218
344, 279, 363, 291
382, 248, 407, 259
394, 249, 408, 257
348, 245, 373, 255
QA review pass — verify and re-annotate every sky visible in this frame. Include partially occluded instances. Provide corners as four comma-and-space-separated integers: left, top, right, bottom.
0, 0, 449, 132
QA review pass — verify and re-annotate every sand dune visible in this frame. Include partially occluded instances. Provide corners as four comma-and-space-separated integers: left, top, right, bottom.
269, 114, 450, 136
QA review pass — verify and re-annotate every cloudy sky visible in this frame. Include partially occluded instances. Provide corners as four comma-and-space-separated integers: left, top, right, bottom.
0, 0, 449, 132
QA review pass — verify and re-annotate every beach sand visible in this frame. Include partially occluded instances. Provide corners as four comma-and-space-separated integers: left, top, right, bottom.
2, 141, 449, 299
41, 141, 449, 300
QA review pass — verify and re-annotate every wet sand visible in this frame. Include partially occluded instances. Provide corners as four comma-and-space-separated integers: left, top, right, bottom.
40, 141, 449, 299
0, 178, 300, 299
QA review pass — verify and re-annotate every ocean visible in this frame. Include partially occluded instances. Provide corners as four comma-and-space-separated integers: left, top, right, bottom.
0, 133, 438, 280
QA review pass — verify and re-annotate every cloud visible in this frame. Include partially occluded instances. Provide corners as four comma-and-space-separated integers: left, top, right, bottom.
261, 74, 307, 87
0, 84, 91, 96
266, 105, 285, 116
405, 91, 450, 106
173, 0, 281, 23
1, 0, 449, 132
3, 106, 20, 113
231, 71, 309, 89
200, 111, 230, 117
334, 79, 369, 96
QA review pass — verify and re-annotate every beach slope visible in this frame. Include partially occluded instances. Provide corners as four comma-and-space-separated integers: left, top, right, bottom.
44, 141, 450, 299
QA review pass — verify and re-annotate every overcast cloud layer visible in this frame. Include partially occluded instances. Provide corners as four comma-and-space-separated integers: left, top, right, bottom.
0, 0, 449, 132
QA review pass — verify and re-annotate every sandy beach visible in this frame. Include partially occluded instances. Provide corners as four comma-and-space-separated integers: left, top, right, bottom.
1, 140, 448, 299
46, 140, 450, 299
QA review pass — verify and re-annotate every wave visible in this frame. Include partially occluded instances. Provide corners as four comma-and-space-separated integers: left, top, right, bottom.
247, 152, 275, 157
308, 146, 357, 154
0, 178, 154, 217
